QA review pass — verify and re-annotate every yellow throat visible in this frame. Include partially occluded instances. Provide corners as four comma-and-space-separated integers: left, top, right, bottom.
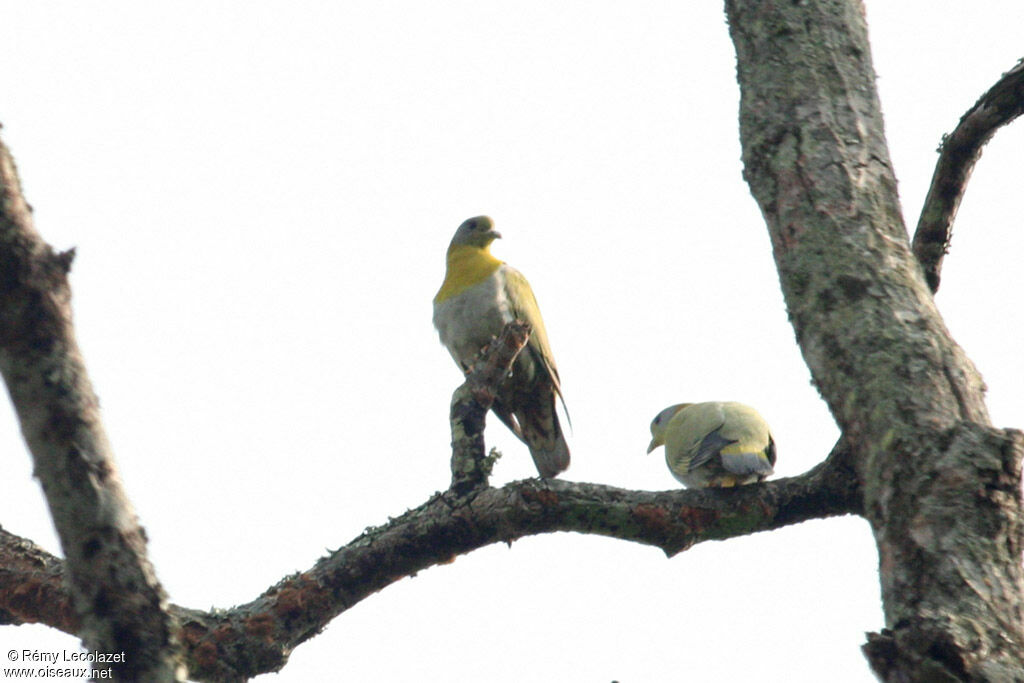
434, 244, 502, 304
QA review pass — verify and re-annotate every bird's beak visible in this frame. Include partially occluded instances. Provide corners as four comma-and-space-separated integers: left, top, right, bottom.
646, 439, 658, 454
490, 230, 502, 240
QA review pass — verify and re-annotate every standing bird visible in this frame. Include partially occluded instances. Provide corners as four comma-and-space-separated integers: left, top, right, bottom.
433, 216, 570, 478
647, 402, 775, 488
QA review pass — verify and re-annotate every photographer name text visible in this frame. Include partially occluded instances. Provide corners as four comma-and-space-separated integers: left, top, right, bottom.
10, 650, 125, 664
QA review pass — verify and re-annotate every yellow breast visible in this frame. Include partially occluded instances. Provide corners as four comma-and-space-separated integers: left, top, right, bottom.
434, 244, 503, 304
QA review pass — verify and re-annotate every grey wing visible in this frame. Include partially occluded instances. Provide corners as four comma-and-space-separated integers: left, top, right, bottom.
689, 430, 732, 472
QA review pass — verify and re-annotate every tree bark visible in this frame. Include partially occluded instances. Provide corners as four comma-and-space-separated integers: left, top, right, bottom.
0, 134, 182, 681
0, 118, 860, 677
725, 0, 1024, 679
4, 458, 858, 680
912, 59, 1024, 293
2, 326, 859, 681
3, 3, 1023, 680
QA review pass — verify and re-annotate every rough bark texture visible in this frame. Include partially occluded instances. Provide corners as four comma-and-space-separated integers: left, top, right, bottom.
913, 59, 1024, 292
449, 320, 531, 492
725, 1, 1024, 679
3, 440, 859, 681
4, 4, 1023, 680
1, 320, 861, 680
0, 526, 77, 633
0, 133, 182, 681
0, 122, 861, 677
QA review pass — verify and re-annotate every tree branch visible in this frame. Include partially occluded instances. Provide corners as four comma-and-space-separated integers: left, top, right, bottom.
912, 58, 1024, 292
0, 128, 181, 680
449, 320, 531, 492
179, 452, 859, 680
0, 525, 76, 632
3, 454, 859, 680
0, 117, 841, 676
2, 324, 861, 681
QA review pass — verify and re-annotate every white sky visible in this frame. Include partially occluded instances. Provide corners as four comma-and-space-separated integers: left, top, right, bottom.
0, 2, 1021, 681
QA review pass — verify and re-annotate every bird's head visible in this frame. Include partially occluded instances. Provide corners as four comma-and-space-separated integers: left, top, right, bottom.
647, 403, 691, 453
449, 215, 501, 251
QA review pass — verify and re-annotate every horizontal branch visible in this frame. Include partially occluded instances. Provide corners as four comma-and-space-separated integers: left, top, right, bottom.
2, 316, 861, 680
2, 440, 859, 680
0, 526, 76, 632
912, 58, 1024, 292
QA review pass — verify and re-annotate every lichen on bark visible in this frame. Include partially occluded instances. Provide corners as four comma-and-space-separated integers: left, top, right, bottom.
726, 0, 1024, 678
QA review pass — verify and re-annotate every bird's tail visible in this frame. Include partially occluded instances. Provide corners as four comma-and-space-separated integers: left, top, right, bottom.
721, 450, 775, 477
519, 398, 570, 478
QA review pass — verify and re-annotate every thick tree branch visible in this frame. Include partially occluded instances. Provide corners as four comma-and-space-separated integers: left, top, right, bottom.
2, 446, 859, 680
912, 58, 1024, 293
6, 7, 1018, 677
177, 452, 859, 680
726, 1, 1024, 679
2, 322, 861, 680
0, 129, 181, 680
0, 525, 76, 632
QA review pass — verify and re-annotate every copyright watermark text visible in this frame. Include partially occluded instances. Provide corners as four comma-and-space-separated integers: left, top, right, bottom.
4, 649, 123, 679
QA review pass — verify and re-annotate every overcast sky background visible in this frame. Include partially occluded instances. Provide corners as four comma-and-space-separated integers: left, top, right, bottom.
1, 2, 1022, 681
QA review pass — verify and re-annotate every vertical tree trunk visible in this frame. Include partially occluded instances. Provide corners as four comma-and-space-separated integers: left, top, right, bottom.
724, 0, 1024, 679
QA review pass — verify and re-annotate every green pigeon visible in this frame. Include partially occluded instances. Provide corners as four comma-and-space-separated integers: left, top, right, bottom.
647, 401, 775, 488
433, 215, 569, 478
